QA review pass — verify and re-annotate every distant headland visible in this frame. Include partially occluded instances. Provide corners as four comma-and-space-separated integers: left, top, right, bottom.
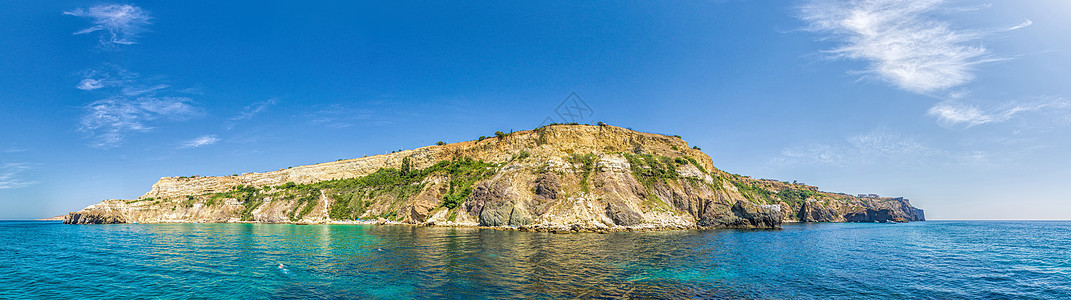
64, 124, 923, 232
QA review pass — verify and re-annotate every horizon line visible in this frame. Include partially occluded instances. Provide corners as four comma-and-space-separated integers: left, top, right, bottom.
6, 218, 1071, 222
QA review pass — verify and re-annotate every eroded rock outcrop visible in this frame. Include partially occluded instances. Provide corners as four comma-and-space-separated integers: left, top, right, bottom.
64, 124, 922, 230
842, 198, 925, 223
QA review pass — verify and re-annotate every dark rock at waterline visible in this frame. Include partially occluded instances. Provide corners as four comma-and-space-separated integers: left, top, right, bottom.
843, 198, 925, 223
731, 200, 782, 228
63, 211, 125, 224
605, 200, 643, 226
698, 200, 782, 229
470, 181, 533, 227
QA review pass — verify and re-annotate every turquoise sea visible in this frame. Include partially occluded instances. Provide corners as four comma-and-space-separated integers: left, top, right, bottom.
1, 221, 1068, 299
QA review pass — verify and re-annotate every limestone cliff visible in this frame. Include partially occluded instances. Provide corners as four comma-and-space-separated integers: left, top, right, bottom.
64, 124, 923, 231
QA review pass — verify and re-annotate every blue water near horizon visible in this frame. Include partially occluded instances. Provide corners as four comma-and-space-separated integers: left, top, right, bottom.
1, 221, 1069, 299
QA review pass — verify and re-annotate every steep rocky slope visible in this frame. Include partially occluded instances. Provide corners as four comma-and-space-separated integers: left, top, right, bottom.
64, 124, 923, 231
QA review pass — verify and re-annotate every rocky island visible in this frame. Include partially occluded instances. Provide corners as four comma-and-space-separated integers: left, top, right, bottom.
64, 124, 924, 232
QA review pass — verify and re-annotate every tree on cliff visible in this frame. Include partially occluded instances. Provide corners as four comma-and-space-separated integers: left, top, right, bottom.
401, 157, 412, 176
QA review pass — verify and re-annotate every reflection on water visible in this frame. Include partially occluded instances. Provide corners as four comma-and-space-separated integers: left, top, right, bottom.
1, 221, 1069, 299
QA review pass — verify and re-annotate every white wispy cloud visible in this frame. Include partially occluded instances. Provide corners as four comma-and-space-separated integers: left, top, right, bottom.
305, 104, 377, 128
927, 101, 991, 127
847, 128, 929, 156
799, 0, 1023, 94
76, 64, 135, 91
231, 98, 277, 121
81, 97, 201, 148
0, 163, 36, 189
181, 135, 220, 148
225, 99, 277, 130
780, 143, 843, 165
1006, 19, 1033, 31
64, 4, 151, 46
3, 145, 30, 153
138, 97, 199, 117
77, 79, 105, 90
928, 98, 1071, 128
773, 128, 985, 167
121, 84, 169, 96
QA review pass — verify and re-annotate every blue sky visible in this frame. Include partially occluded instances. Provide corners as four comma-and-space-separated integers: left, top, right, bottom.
2, 0, 1069, 219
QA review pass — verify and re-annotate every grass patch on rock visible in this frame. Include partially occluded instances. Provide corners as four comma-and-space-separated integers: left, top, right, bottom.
191, 156, 500, 222
568, 153, 597, 193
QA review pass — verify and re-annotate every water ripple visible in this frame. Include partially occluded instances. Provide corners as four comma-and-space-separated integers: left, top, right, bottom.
0, 221, 1069, 299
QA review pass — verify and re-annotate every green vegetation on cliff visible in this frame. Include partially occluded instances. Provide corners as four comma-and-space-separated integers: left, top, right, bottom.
568, 153, 596, 193
776, 188, 822, 206
623, 153, 693, 212
319, 157, 497, 219
723, 175, 822, 207
194, 157, 499, 222
683, 156, 706, 173
436, 157, 498, 209
623, 153, 681, 188
729, 179, 775, 204
320, 165, 425, 220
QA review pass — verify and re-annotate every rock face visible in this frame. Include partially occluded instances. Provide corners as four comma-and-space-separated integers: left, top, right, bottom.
64, 124, 923, 231
842, 198, 925, 223
64, 208, 125, 224
798, 200, 841, 222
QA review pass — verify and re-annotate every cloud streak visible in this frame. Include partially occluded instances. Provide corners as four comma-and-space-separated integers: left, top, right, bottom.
306, 104, 373, 128
77, 79, 105, 90
928, 98, 1071, 128
181, 135, 220, 148
1005, 19, 1033, 31
799, 0, 1020, 93
122, 84, 169, 96
76, 64, 136, 91
64, 4, 151, 46
231, 99, 277, 121
3, 146, 30, 153
0, 163, 36, 189
225, 99, 277, 130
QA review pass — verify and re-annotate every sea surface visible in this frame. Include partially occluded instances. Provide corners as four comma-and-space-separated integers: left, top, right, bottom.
1, 220, 1068, 299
